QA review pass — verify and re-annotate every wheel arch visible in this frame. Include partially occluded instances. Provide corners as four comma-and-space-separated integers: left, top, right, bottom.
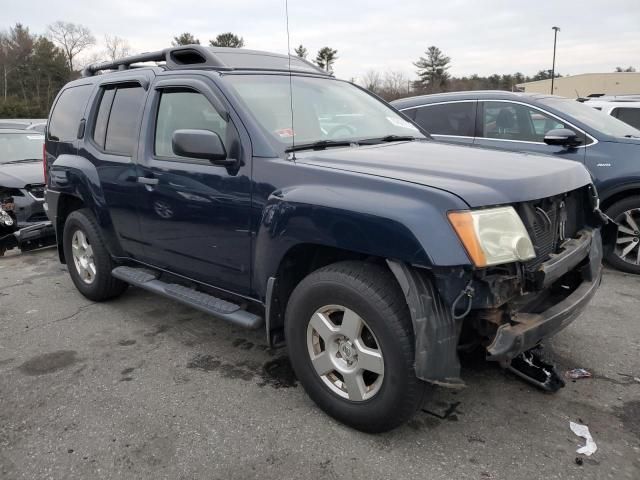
600, 184, 640, 211
49, 154, 125, 261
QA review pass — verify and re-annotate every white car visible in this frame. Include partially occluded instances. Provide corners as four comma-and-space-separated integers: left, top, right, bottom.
581, 95, 640, 130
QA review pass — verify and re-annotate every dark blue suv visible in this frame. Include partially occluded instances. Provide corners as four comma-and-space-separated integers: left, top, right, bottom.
393, 91, 640, 273
45, 46, 612, 432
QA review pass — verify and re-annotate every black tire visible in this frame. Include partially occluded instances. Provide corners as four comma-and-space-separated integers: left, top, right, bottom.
604, 196, 640, 274
285, 261, 427, 433
63, 208, 128, 301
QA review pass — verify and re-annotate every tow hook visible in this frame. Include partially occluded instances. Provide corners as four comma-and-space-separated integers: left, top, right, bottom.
507, 346, 565, 392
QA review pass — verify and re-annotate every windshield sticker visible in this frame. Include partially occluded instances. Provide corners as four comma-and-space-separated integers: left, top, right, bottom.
275, 128, 295, 138
386, 116, 419, 131
27, 135, 45, 140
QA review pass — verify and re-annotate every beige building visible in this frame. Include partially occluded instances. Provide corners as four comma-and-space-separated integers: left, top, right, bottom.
516, 72, 640, 98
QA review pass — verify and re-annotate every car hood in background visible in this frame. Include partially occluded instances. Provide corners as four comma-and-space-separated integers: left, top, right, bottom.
297, 141, 592, 208
0, 161, 44, 188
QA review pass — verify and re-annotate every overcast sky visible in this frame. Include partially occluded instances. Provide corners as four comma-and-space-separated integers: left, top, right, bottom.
5, 0, 640, 81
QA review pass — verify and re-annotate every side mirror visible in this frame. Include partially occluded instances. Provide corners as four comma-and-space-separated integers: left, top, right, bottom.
544, 128, 583, 148
171, 129, 233, 165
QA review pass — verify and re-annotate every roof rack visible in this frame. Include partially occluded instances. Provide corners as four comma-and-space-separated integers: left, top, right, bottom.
81, 44, 329, 77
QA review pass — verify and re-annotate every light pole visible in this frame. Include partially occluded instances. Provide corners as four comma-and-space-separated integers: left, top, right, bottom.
551, 26, 560, 94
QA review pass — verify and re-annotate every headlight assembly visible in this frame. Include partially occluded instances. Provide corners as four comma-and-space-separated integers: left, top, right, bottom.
448, 206, 536, 267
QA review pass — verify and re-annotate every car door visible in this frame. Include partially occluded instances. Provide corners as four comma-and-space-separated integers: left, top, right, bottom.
81, 76, 151, 258
474, 100, 587, 164
402, 101, 476, 145
134, 76, 252, 294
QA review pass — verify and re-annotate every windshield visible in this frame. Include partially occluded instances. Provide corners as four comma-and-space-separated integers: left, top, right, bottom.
539, 97, 640, 138
0, 133, 44, 164
224, 74, 424, 149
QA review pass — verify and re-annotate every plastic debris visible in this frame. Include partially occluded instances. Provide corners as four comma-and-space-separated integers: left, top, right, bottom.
570, 421, 598, 456
566, 368, 592, 380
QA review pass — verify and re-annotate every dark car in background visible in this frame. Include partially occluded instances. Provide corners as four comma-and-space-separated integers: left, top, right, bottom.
392, 91, 640, 273
0, 128, 54, 255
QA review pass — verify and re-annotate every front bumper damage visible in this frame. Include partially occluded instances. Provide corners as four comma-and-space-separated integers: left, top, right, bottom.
0, 221, 56, 253
388, 226, 606, 388
487, 228, 602, 362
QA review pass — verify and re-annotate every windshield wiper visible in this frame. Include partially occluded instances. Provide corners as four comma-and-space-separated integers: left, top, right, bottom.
285, 140, 356, 153
624, 134, 640, 138
3, 158, 41, 164
359, 135, 417, 144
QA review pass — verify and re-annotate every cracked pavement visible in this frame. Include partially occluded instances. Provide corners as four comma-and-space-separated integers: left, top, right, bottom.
0, 248, 639, 479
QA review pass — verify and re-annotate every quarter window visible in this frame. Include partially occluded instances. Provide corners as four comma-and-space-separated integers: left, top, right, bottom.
482, 101, 566, 142
48, 85, 93, 142
413, 102, 476, 137
154, 90, 228, 158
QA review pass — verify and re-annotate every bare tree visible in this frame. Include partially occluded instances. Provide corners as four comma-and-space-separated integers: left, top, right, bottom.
47, 21, 95, 71
381, 71, 409, 100
361, 70, 382, 93
104, 35, 131, 62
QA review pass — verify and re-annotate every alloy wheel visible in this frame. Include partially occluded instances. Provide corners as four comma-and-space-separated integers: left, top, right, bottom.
306, 304, 384, 402
71, 229, 96, 284
615, 209, 640, 266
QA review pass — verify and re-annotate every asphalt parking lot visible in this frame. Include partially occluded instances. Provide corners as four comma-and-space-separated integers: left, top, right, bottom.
0, 248, 638, 480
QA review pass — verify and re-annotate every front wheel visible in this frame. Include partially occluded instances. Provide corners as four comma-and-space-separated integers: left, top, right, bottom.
285, 261, 426, 432
605, 196, 640, 274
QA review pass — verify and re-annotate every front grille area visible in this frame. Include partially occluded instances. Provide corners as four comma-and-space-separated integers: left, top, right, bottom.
517, 188, 586, 272
26, 184, 45, 200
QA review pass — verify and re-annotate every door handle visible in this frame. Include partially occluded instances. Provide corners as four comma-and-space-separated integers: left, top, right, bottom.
137, 177, 159, 186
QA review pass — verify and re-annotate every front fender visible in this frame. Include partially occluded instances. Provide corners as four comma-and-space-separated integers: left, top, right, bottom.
49, 154, 124, 257
253, 182, 471, 297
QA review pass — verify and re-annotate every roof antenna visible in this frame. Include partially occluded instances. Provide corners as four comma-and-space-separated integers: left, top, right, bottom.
285, 0, 296, 160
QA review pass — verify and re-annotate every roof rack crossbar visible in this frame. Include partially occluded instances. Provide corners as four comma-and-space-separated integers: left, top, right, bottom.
82, 50, 167, 77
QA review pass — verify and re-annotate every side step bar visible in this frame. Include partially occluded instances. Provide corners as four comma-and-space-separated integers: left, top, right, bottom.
112, 266, 263, 330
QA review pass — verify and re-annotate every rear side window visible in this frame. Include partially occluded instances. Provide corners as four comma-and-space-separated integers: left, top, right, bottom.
612, 107, 640, 130
48, 85, 93, 142
413, 102, 476, 137
100, 86, 146, 155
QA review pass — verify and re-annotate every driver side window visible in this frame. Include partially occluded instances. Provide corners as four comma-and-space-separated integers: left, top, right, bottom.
482, 101, 566, 143
155, 89, 228, 158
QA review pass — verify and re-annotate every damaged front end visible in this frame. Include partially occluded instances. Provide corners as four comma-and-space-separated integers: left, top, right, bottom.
389, 184, 616, 390
0, 198, 55, 256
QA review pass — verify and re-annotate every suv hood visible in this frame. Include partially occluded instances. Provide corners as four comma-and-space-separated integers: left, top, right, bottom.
297, 141, 592, 207
0, 161, 44, 188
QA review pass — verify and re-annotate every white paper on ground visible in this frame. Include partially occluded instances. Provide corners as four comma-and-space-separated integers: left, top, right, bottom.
570, 421, 598, 456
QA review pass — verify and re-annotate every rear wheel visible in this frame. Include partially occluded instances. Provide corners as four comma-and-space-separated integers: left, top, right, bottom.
63, 209, 128, 301
285, 261, 426, 432
605, 196, 640, 274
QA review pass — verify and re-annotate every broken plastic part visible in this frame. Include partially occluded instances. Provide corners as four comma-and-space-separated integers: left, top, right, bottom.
507, 347, 565, 392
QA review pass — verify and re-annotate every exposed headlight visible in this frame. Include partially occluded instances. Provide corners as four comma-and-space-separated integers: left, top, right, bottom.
448, 206, 536, 267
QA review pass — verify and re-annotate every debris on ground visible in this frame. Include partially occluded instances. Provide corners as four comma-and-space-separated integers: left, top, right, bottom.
565, 368, 592, 380
569, 422, 598, 456
575, 457, 583, 466
508, 348, 565, 392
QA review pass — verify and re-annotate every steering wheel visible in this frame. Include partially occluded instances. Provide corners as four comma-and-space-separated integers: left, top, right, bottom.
326, 125, 355, 139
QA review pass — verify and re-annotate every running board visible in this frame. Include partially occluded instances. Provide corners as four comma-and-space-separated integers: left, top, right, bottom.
112, 266, 263, 329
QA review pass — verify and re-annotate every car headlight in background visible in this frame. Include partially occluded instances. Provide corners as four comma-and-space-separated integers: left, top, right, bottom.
448, 206, 536, 267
